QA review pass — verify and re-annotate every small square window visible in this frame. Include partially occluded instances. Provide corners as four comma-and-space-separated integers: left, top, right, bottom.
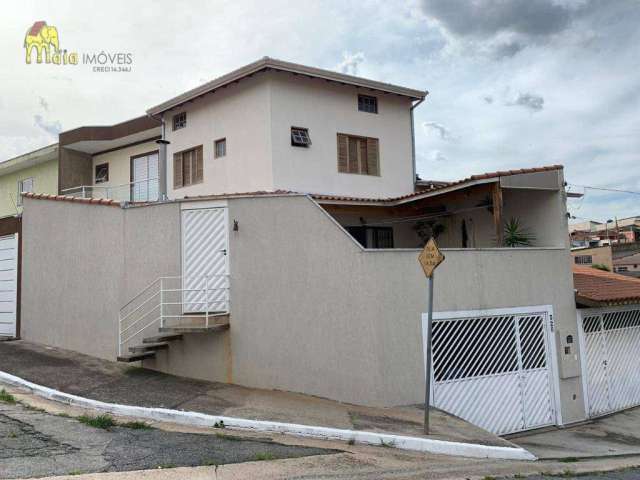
358, 94, 378, 114
173, 112, 187, 131
17, 177, 34, 206
95, 163, 109, 184
214, 138, 226, 158
291, 127, 311, 147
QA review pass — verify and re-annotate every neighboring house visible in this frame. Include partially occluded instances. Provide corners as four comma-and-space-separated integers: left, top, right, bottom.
15, 58, 599, 437
570, 217, 640, 247
0, 143, 58, 217
613, 252, 640, 278
573, 266, 640, 418
0, 143, 58, 339
571, 245, 613, 271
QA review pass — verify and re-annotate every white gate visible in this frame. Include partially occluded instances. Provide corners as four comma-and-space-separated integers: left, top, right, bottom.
0, 234, 18, 337
578, 306, 640, 418
424, 306, 559, 435
181, 207, 229, 313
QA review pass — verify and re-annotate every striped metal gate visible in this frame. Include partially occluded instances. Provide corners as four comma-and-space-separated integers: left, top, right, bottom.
425, 306, 558, 435
181, 207, 229, 313
0, 234, 18, 337
578, 307, 640, 418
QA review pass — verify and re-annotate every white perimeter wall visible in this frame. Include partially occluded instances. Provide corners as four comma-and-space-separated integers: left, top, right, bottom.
228, 195, 584, 422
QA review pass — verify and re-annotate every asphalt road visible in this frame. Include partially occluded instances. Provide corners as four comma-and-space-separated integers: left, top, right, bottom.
503, 469, 640, 479
0, 401, 335, 479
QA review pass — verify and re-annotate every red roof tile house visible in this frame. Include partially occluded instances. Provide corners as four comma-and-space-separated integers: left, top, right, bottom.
16, 59, 584, 436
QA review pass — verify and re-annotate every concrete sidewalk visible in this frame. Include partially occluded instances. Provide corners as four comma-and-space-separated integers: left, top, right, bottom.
511, 406, 640, 459
0, 340, 510, 449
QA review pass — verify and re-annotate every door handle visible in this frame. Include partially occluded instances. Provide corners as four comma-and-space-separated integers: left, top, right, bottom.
219, 249, 227, 255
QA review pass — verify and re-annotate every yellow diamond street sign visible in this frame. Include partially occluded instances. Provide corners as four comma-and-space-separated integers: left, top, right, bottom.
418, 237, 445, 278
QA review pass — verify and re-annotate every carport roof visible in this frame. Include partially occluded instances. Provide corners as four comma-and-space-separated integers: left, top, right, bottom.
574, 265, 640, 307
312, 165, 564, 205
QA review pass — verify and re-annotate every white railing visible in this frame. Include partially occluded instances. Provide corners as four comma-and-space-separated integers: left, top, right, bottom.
118, 275, 230, 356
61, 177, 160, 203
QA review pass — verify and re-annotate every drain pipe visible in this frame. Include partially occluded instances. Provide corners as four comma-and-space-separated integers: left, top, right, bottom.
152, 113, 170, 201
410, 95, 427, 188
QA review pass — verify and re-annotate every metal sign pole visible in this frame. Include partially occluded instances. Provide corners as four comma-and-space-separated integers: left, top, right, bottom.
424, 274, 434, 435
417, 237, 444, 436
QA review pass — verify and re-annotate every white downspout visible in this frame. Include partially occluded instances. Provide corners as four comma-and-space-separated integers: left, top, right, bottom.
410, 96, 426, 189
154, 114, 170, 201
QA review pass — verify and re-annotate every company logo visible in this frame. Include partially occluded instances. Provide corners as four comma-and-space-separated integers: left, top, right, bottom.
24, 21, 133, 72
24, 21, 78, 65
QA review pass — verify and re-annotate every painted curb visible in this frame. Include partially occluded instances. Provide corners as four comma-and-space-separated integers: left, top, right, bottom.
0, 371, 536, 461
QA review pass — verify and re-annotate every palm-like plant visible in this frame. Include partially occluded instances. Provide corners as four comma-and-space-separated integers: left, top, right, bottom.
503, 217, 534, 247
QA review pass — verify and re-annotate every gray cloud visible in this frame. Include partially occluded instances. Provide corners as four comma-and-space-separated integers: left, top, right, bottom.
423, 121, 454, 140
421, 0, 576, 39
34, 115, 62, 136
492, 40, 524, 59
483, 95, 494, 104
505, 92, 544, 112
337, 51, 365, 75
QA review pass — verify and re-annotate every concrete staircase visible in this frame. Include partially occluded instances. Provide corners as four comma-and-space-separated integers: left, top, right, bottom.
117, 314, 229, 363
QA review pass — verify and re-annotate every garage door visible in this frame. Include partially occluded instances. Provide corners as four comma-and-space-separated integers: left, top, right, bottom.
579, 307, 640, 418
424, 306, 559, 435
0, 234, 18, 337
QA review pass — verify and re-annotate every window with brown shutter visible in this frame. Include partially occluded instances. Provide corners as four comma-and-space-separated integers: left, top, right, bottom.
173, 145, 203, 189
336, 134, 380, 176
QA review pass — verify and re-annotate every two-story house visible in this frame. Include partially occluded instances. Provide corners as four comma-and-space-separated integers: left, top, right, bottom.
16, 58, 588, 437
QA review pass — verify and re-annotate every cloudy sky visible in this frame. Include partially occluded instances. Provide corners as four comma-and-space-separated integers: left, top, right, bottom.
2, 0, 639, 222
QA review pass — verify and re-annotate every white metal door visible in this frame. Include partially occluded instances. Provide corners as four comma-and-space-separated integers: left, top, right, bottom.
579, 307, 640, 417
425, 306, 558, 435
131, 152, 159, 202
181, 208, 229, 313
0, 234, 18, 337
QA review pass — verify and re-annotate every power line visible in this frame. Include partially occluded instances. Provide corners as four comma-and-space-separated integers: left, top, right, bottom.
567, 183, 640, 196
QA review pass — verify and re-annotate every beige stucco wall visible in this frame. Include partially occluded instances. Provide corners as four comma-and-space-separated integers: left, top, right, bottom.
91, 141, 159, 201
227, 195, 584, 422
162, 71, 416, 200
0, 159, 58, 217
20, 192, 584, 423
165, 74, 274, 199
21, 199, 181, 360
269, 74, 414, 198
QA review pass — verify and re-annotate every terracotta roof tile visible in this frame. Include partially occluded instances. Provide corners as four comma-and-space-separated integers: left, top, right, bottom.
573, 265, 640, 305
312, 164, 564, 203
22, 192, 120, 207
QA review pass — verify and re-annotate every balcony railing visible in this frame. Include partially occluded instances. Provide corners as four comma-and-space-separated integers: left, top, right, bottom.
61, 178, 160, 203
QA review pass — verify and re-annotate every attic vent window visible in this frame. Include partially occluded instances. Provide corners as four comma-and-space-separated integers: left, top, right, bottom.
358, 94, 378, 114
291, 127, 311, 147
173, 112, 187, 131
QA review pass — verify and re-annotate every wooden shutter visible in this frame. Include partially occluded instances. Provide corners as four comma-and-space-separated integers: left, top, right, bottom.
337, 134, 348, 173
183, 150, 192, 186
195, 145, 203, 183
359, 139, 368, 174
366, 137, 379, 176
347, 137, 359, 173
173, 152, 183, 188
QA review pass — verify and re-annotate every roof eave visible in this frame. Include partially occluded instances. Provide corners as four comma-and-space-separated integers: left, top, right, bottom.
146, 57, 427, 116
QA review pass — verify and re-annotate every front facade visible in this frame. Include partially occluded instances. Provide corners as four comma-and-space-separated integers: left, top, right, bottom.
9, 58, 607, 437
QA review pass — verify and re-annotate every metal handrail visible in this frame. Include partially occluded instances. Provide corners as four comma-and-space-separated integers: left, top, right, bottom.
117, 274, 230, 356
61, 177, 160, 201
